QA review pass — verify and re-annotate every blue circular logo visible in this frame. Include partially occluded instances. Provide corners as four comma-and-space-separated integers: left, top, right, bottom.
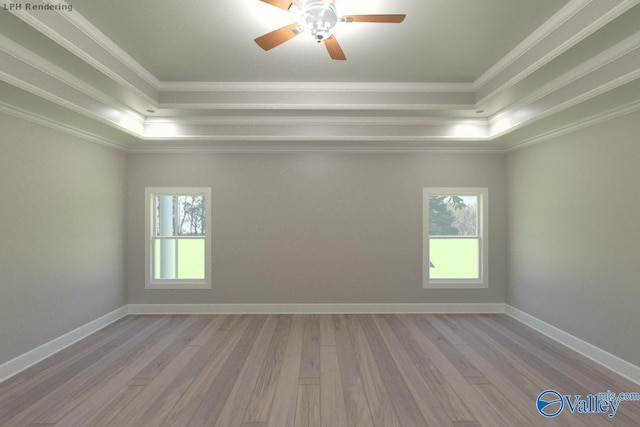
537, 390, 564, 417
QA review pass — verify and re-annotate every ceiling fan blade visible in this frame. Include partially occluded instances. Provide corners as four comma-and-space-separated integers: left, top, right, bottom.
343, 14, 406, 23
324, 36, 346, 60
254, 23, 303, 51
259, 0, 298, 11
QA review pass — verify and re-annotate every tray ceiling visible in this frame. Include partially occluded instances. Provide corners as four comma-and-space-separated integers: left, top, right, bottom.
1, 0, 640, 151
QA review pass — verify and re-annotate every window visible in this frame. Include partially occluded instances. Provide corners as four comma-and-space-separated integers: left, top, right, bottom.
423, 188, 488, 288
145, 188, 211, 289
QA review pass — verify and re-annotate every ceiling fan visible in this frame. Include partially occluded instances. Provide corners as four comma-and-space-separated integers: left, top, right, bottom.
254, 0, 406, 60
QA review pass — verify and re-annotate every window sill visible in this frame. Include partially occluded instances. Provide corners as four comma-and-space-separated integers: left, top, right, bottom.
423, 281, 488, 289
146, 281, 211, 290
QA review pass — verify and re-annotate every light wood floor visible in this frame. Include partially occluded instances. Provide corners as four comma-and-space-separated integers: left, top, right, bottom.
1, 314, 638, 426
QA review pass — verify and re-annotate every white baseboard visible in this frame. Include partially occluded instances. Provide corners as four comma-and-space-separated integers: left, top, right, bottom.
0, 306, 129, 383
127, 303, 507, 315
505, 305, 640, 385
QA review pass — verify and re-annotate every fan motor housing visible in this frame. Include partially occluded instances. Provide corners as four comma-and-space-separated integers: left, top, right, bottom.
299, 1, 338, 41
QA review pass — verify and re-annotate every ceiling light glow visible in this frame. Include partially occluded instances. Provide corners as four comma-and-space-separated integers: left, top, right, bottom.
145, 122, 179, 138
299, 1, 339, 41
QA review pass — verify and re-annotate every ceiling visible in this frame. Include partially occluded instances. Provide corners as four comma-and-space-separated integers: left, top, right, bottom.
70, 0, 564, 83
1, 0, 640, 151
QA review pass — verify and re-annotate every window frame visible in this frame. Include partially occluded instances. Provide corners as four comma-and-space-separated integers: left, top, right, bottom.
145, 187, 212, 290
423, 187, 488, 289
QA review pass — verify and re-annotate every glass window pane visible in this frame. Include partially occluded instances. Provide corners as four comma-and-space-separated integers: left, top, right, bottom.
154, 238, 205, 280
176, 196, 205, 236
154, 238, 176, 279
429, 238, 479, 279
156, 195, 176, 237
177, 239, 205, 279
429, 195, 478, 236
155, 195, 206, 237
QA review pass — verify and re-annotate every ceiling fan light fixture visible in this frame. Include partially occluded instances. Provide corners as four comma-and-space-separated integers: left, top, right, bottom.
255, 0, 405, 60
299, 0, 338, 42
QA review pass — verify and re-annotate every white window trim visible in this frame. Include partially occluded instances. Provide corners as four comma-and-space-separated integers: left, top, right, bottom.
145, 187, 212, 290
423, 187, 488, 289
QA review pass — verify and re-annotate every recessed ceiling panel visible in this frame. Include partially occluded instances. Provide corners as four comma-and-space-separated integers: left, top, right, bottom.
72, 0, 570, 82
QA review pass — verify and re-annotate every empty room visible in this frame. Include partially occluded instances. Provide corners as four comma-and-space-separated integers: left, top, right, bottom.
1, 0, 639, 425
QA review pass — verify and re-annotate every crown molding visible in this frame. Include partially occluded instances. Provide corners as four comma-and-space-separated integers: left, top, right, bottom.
157, 103, 477, 111
158, 89, 476, 111
474, 0, 589, 90
6, 0, 159, 103
140, 133, 491, 143
158, 81, 475, 93
489, 30, 640, 126
126, 146, 504, 154
49, 0, 161, 89
475, 0, 640, 104
0, 101, 130, 151
4, 90, 640, 155
490, 43, 640, 139
147, 115, 486, 126
503, 97, 640, 152
0, 33, 146, 121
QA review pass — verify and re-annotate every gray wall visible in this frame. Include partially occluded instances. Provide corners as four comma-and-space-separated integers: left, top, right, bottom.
506, 111, 640, 366
4, 104, 639, 369
127, 152, 507, 305
0, 113, 128, 365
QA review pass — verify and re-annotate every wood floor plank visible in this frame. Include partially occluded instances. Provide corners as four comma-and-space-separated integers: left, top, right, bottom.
159, 316, 252, 427
473, 383, 537, 427
214, 316, 278, 427
267, 315, 305, 427
412, 315, 486, 380
320, 345, 348, 427
428, 314, 468, 346
445, 316, 594, 427
319, 314, 336, 346
1, 314, 636, 427
496, 315, 640, 392
128, 315, 210, 382
478, 315, 640, 424
0, 316, 158, 424
333, 314, 347, 331
346, 315, 401, 427
243, 315, 292, 423
2, 316, 181, 426
109, 345, 202, 426
188, 315, 228, 347
294, 384, 320, 427
299, 314, 320, 380
373, 314, 455, 427
385, 315, 475, 422
185, 316, 267, 426
359, 315, 427, 427
38, 316, 194, 424
334, 320, 374, 427
45, 316, 197, 427
0, 316, 137, 399
462, 315, 640, 427
399, 315, 517, 427
79, 385, 144, 427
